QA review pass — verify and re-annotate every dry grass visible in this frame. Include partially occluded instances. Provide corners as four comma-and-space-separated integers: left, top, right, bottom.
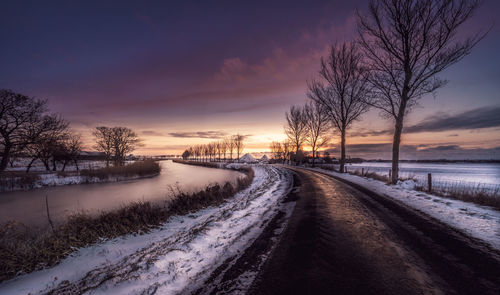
172, 159, 220, 168
415, 181, 500, 210
0, 166, 254, 282
79, 159, 161, 179
0, 172, 41, 191
351, 169, 390, 183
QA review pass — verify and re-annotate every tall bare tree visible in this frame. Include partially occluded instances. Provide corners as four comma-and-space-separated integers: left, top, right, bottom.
233, 134, 244, 161
303, 100, 330, 167
220, 140, 228, 161
309, 42, 371, 172
227, 136, 235, 161
358, 0, 485, 183
284, 105, 307, 155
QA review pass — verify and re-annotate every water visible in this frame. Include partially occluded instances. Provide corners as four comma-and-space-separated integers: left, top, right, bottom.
0, 160, 244, 226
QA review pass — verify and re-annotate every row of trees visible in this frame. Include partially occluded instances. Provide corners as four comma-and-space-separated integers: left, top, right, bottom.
284, 0, 484, 183
182, 134, 245, 162
280, 101, 330, 167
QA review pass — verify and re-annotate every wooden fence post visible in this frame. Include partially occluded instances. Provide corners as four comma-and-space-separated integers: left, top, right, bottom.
389, 169, 392, 180
428, 173, 432, 193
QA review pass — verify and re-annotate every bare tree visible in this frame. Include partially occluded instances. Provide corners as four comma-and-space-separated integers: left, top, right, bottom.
358, 0, 485, 183
24, 115, 69, 172
216, 141, 222, 161
282, 140, 291, 163
233, 134, 244, 161
111, 127, 141, 166
270, 141, 282, 161
194, 145, 201, 161
220, 140, 228, 161
94, 126, 141, 166
227, 136, 235, 161
93, 127, 114, 167
59, 133, 82, 171
284, 105, 307, 155
0, 90, 59, 172
303, 100, 330, 167
309, 42, 371, 173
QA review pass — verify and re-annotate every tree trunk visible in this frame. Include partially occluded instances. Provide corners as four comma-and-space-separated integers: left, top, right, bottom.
339, 127, 346, 173
0, 144, 12, 172
42, 160, 50, 171
312, 144, 316, 168
52, 158, 57, 171
391, 116, 404, 184
26, 157, 37, 173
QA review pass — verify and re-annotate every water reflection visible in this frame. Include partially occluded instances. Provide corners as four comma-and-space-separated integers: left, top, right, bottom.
0, 160, 243, 226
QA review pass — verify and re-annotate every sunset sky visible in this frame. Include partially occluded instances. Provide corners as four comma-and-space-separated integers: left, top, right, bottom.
2, 0, 499, 159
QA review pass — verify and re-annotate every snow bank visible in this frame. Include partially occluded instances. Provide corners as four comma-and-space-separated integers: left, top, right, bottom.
0, 166, 294, 295
309, 167, 500, 250
239, 153, 258, 163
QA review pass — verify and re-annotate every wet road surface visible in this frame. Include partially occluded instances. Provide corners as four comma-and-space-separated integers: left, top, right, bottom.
248, 167, 500, 295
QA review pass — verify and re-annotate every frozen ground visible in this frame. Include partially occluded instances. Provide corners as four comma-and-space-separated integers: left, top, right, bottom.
308, 167, 500, 250
0, 165, 294, 295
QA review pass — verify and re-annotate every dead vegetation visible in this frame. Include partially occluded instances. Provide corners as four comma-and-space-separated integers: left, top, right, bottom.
172, 158, 220, 168
79, 159, 161, 179
0, 172, 41, 191
0, 166, 253, 282
415, 182, 500, 210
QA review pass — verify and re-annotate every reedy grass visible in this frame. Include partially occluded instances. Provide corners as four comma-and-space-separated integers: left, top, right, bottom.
0, 166, 253, 282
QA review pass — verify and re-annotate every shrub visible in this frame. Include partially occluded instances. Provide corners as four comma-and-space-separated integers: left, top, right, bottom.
0, 172, 41, 191
80, 160, 161, 179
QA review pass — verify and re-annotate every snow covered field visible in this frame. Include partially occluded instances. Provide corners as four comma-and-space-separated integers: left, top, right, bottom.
0, 165, 294, 295
329, 162, 500, 195
308, 167, 500, 250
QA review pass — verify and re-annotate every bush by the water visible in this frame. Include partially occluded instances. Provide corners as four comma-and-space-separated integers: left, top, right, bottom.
0, 172, 41, 191
80, 159, 161, 179
172, 158, 220, 168
0, 166, 253, 282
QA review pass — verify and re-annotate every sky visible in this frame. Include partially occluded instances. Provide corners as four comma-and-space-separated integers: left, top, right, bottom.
1, 0, 499, 159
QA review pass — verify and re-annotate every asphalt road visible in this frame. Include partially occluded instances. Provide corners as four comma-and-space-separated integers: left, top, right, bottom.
247, 167, 500, 295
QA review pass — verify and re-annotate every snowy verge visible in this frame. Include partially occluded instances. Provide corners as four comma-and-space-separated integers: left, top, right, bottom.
0, 172, 159, 192
307, 167, 500, 250
0, 165, 294, 295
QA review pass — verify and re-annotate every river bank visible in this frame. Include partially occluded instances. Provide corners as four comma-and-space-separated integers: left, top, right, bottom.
0, 163, 254, 283
0, 160, 161, 192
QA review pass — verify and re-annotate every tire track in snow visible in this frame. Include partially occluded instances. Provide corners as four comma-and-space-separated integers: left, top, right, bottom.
20, 165, 293, 295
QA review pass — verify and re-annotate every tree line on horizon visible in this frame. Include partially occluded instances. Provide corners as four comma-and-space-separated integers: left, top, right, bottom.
0, 89, 142, 173
181, 134, 245, 162
280, 0, 486, 184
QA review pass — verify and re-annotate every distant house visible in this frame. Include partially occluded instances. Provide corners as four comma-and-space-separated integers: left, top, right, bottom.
260, 155, 269, 163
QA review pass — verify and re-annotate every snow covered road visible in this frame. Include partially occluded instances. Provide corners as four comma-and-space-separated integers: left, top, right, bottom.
0, 165, 294, 295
